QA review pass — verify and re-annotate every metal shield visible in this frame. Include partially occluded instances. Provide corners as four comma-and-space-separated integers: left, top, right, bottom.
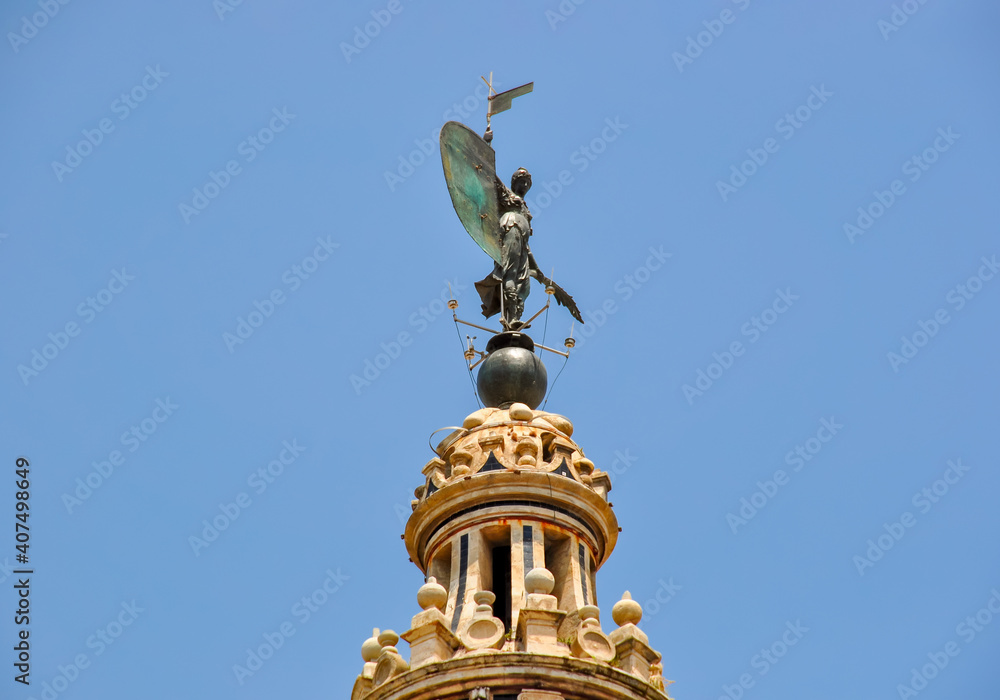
440, 121, 502, 264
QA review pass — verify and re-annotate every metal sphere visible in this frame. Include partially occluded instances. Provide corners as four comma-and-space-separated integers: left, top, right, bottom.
477, 332, 547, 409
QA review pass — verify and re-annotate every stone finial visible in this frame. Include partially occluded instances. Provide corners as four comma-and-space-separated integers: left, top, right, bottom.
377, 629, 399, 650
361, 628, 382, 662
608, 597, 659, 682
372, 629, 409, 687
579, 605, 600, 624
355, 627, 384, 698
517, 572, 567, 656
514, 436, 539, 466
403, 581, 462, 669
525, 567, 555, 595
571, 605, 615, 662
612, 591, 643, 627
457, 590, 505, 650
451, 448, 473, 477
417, 576, 448, 612
473, 589, 496, 612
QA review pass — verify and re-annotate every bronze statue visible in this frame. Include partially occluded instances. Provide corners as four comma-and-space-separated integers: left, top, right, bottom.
474, 168, 582, 329
439, 81, 583, 331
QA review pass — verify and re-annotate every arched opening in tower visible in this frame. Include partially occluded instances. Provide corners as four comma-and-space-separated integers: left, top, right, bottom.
490, 544, 512, 633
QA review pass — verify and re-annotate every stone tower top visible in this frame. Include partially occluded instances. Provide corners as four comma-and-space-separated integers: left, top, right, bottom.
351, 401, 671, 700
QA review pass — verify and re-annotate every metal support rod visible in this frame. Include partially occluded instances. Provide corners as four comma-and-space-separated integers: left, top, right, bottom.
453, 316, 502, 335
521, 300, 550, 327
534, 342, 570, 358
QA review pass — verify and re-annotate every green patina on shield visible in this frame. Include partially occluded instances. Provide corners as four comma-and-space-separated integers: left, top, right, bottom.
440, 121, 502, 264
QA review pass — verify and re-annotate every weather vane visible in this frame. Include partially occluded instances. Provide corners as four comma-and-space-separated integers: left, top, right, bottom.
439, 75, 583, 409
441, 75, 583, 332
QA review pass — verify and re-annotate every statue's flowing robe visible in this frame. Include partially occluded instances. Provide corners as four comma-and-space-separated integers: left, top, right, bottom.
475, 184, 532, 322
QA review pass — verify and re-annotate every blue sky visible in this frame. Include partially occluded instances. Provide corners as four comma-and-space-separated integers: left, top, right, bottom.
2, 1, 998, 699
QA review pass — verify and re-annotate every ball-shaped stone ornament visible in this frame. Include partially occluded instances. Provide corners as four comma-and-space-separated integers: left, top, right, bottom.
612, 590, 643, 626
417, 576, 448, 611
524, 567, 556, 595
361, 630, 382, 662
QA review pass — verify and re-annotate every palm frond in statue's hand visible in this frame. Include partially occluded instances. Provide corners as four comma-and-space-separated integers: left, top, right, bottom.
529, 268, 584, 324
